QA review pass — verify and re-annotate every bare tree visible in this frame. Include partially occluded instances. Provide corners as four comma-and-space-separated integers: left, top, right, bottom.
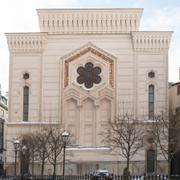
19, 126, 72, 177
20, 133, 38, 175
151, 110, 180, 178
35, 129, 51, 176
101, 114, 144, 174
46, 127, 67, 177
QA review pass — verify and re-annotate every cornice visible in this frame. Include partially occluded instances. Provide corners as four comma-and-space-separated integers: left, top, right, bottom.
131, 31, 173, 51
6, 32, 47, 53
37, 8, 143, 34
7, 122, 59, 126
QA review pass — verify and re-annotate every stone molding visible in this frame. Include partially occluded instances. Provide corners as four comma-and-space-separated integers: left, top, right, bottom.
6, 33, 47, 52
63, 86, 114, 107
62, 42, 116, 88
37, 8, 143, 33
131, 31, 173, 51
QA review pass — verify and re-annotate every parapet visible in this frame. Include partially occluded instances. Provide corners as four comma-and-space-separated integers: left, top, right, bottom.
37, 8, 143, 34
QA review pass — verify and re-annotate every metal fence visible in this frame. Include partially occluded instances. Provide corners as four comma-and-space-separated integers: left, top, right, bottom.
0, 175, 180, 180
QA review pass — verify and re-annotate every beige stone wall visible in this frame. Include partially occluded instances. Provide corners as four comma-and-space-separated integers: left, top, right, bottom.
5, 9, 172, 175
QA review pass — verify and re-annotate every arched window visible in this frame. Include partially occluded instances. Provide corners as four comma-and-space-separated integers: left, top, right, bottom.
23, 86, 29, 121
149, 85, 154, 119
146, 149, 156, 173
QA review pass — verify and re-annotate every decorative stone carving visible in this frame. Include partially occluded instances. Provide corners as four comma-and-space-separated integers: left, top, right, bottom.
37, 8, 143, 33
77, 62, 101, 89
6, 33, 47, 52
131, 31, 173, 51
62, 42, 116, 88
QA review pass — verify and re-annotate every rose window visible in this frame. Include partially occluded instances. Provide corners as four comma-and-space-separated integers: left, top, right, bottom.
77, 62, 101, 89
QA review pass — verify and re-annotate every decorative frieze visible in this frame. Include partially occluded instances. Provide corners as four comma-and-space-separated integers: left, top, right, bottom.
37, 8, 143, 34
131, 31, 173, 51
6, 33, 47, 52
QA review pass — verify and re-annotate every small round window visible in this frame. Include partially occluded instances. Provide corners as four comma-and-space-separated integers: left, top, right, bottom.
77, 62, 101, 89
148, 71, 155, 78
23, 73, 30, 80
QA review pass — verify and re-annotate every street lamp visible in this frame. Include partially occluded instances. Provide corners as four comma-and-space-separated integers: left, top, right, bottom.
21, 145, 27, 179
62, 131, 69, 177
13, 139, 20, 176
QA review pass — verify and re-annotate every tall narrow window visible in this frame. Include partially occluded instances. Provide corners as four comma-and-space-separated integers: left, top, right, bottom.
0, 121, 4, 153
146, 149, 155, 173
149, 85, 154, 119
177, 85, 180, 95
23, 86, 29, 121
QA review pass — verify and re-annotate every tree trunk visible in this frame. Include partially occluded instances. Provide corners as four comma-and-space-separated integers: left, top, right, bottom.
53, 154, 57, 179
32, 153, 34, 175
53, 163, 56, 180
168, 158, 171, 180
127, 149, 130, 174
127, 156, 130, 173
41, 159, 45, 177
41, 151, 46, 177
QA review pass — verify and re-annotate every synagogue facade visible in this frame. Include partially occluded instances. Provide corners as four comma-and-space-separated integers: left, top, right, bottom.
6, 8, 172, 175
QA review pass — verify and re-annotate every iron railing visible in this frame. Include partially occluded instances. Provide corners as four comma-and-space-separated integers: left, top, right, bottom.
0, 174, 180, 180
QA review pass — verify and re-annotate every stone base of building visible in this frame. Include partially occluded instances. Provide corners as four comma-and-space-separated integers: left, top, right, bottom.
5, 161, 167, 176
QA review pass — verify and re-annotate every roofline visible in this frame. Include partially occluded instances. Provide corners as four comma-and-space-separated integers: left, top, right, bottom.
5, 32, 47, 35
0, 103, 8, 111
5, 31, 173, 36
132, 31, 173, 33
37, 8, 143, 11
169, 82, 180, 87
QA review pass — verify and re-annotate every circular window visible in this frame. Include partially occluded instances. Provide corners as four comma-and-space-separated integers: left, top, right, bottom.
77, 62, 101, 89
23, 73, 29, 80
148, 71, 155, 78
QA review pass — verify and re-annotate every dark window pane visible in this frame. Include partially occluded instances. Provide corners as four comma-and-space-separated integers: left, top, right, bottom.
23, 73, 29, 80
149, 85, 154, 93
85, 62, 93, 71
77, 76, 84, 84
85, 81, 93, 89
0, 122, 4, 153
149, 94, 154, 102
177, 85, 180, 95
147, 149, 155, 173
149, 85, 154, 119
94, 76, 101, 84
76, 62, 101, 89
148, 71, 155, 78
77, 67, 84, 74
23, 86, 29, 121
94, 67, 101, 74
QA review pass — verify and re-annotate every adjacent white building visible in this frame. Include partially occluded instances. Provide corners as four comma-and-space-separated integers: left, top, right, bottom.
0, 84, 8, 174
6, 8, 172, 175
168, 82, 180, 175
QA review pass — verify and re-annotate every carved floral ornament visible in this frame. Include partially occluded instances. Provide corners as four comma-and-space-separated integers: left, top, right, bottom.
77, 62, 101, 89
63, 45, 115, 89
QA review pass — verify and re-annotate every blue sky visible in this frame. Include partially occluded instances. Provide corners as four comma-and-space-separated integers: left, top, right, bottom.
0, 0, 180, 94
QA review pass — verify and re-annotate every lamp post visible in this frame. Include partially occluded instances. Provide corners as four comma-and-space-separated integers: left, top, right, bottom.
13, 139, 20, 176
62, 131, 69, 177
21, 145, 27, 179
